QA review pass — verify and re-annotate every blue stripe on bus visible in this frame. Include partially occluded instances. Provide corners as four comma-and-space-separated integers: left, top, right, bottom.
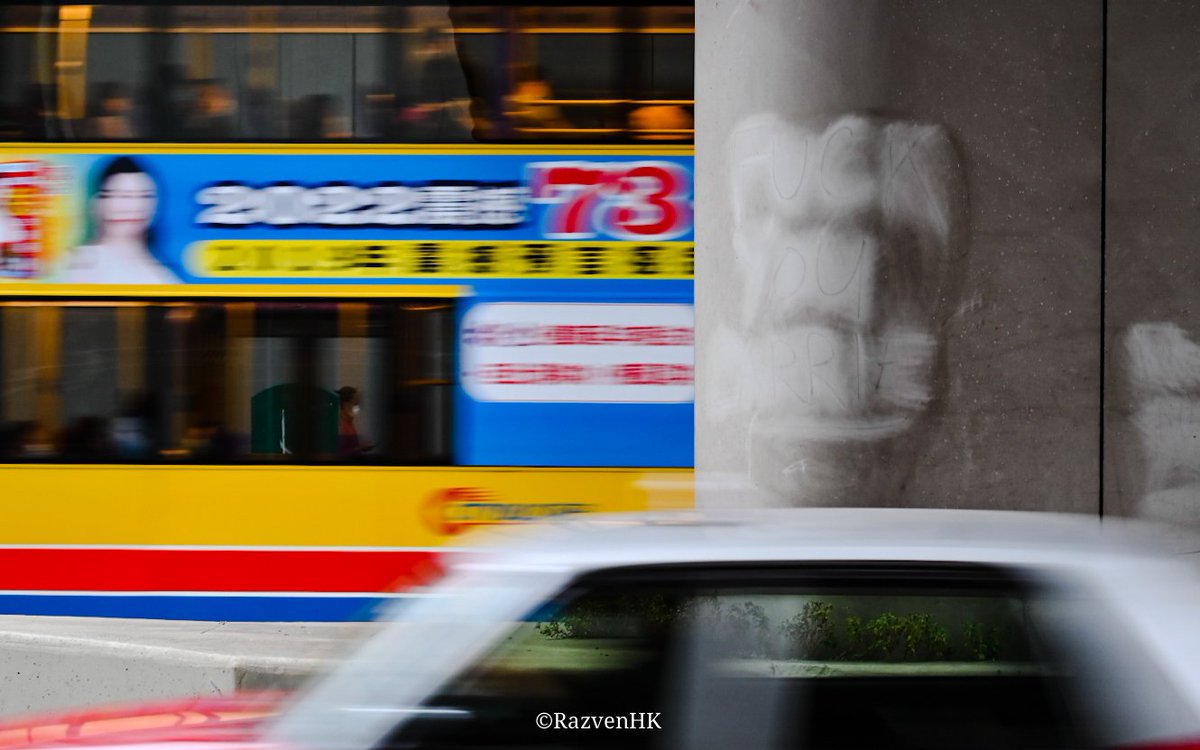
0, 594, 390, 621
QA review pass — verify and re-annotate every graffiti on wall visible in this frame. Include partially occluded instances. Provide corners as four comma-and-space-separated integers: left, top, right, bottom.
1122, 322, 1200, 523
705, 113, 968, 506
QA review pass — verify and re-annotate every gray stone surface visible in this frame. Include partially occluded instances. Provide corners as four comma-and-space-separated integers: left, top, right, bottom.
0, 616, 373, 718
1105, 1, 1200, 522
697, 1, 1104, 512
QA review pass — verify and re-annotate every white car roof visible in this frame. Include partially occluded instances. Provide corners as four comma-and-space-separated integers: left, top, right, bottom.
454, 508, 1200, 576
274, 509, 1200, 750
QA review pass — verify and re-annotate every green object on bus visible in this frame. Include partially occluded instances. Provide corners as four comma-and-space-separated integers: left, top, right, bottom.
250, 383, 339, 456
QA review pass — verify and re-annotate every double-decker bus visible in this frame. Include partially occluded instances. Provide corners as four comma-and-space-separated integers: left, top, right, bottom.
0, 2, 694, 620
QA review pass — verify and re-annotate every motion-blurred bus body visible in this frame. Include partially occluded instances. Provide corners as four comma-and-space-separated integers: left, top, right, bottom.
0, 2, 694, 620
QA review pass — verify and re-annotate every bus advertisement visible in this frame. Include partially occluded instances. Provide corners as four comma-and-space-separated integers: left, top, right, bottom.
0, 144, 694, 620
0, 3, 694, 620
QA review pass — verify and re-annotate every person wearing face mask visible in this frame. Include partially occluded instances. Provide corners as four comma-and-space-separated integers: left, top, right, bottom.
337, 386, 372, 458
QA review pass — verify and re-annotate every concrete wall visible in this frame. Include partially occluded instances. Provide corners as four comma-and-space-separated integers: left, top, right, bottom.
1105, 1, 1200, 524
697, 1, 1190, 516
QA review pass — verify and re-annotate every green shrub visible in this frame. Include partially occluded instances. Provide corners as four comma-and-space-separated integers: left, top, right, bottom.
536, 595, 1002, 663
780, 601, 838, 658
963, 620, 1004, 661
535, 593, 684, 639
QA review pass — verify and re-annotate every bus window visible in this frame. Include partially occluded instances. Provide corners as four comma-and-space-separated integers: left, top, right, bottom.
392, 301, 455, 463
0, 297, 455, 465
0, 3, 693, 143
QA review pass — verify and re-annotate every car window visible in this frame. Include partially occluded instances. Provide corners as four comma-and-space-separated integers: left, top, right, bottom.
673, 590, 1078, 750
379, 563, 1096, 750
382, 586, 686, 750
268, 565, 575, 750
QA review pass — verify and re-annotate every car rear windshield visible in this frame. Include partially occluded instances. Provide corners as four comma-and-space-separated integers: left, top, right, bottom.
387, 563, 1102, 750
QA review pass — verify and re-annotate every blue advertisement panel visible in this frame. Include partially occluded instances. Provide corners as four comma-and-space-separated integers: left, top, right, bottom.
455, 296, 694, 467
0, 149, 692, 286
0, 146, 694, 467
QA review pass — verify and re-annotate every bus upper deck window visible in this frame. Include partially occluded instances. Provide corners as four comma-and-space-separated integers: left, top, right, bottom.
0, 3, 693, 144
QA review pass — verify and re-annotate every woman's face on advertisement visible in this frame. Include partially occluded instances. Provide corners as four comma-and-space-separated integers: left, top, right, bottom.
95, 171, 156, 240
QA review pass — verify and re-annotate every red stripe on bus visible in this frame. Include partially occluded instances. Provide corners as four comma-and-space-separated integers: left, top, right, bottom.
0, 549, 443, 593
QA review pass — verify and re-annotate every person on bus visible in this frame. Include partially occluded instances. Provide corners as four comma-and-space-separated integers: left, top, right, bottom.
629, 103, 693, 141
0, 421, 36, 459
185, 80, 237, 139
409, 27, 472, 141
62, 416, 116, 460
337, 386, 373, 457
59, 156, 179, 284
87, 82, 135, 140
111, 393, 153, 459
506, 67, 569, 135
292, 94, 350, 140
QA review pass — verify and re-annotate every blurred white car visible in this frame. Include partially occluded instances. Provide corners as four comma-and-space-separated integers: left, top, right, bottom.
8, 509, 1200, 750
269, 509, 1200, 750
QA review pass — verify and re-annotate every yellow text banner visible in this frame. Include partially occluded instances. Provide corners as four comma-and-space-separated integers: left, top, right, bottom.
190, 240, 694, 280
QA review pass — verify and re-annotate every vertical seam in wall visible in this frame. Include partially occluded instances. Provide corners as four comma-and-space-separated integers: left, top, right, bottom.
1099, 0, 1108, 519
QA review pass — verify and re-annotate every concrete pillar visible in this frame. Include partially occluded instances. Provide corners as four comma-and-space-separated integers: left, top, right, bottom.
696, 1, 969, 508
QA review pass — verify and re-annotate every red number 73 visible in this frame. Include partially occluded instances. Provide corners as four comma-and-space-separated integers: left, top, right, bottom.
527, 161, 693, 240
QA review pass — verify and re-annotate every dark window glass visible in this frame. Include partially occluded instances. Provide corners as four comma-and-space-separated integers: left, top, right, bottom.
0, 297, 454, 464
0, 4, 693, 143
383, 565, 1101, 750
